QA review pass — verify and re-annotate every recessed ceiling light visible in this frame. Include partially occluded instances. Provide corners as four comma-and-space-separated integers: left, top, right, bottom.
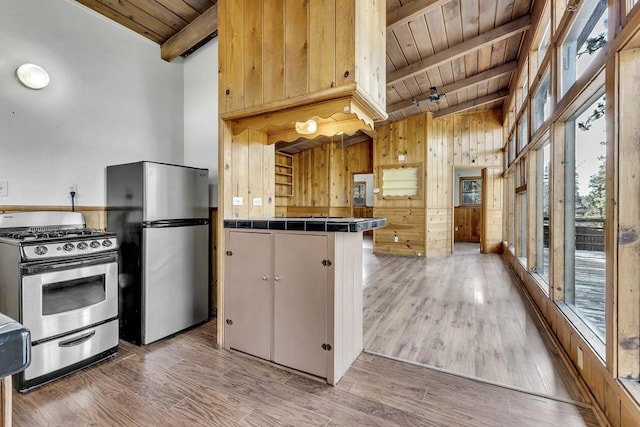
15, 63, 50, 90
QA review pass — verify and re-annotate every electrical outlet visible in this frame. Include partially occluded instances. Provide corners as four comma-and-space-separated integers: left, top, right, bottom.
393, 234, 399, 243
373, 188, 380, 194
398, 154, 406, 162
232, 197, 243, 206
0, 180, 7, 197
252, 198, 262, 206
68, 184, 78, 198
577, 347, 583, 370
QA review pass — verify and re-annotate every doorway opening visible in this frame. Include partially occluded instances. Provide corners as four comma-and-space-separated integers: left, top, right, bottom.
453, 168, 482, 254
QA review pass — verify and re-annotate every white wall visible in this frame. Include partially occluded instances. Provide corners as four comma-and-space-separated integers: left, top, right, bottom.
0, 0, 185, 207
453, 168, 481, 207
184, 39, 218, 207
354, 173, 374, 207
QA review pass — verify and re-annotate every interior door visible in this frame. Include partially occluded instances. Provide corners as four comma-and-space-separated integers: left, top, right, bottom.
225, 231, 272, 360
273, 233, 328, 378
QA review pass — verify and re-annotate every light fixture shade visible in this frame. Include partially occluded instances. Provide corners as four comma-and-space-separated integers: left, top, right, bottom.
295, 119, 317, 135
16, 63, 50, 90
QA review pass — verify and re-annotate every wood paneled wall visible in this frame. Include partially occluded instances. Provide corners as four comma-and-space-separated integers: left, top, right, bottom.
373, 110, 503, 257
218, 0, 385, 117
281, 140, 372, 217
222, 127, 275, 219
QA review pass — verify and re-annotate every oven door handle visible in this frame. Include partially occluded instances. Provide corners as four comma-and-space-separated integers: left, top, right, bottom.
22, 253, 117, 275
58, 330, 96, 348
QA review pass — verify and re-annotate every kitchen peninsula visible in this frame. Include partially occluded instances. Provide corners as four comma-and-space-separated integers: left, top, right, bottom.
223, 217, 386, 384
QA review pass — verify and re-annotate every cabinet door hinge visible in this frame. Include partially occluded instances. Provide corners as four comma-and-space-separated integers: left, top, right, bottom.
226, 250, 233, 256
225, 319, 233, 325
321, 259, 332, 267
321, 343, 332, 351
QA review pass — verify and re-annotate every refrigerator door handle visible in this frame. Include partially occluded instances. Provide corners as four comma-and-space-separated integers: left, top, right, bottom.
142, 219, 209, 228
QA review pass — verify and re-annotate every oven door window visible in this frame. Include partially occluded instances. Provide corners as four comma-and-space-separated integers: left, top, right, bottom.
42, 274, 106, 316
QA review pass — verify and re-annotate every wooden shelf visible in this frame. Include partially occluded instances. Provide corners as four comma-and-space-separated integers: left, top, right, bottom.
275, 153, 294, 197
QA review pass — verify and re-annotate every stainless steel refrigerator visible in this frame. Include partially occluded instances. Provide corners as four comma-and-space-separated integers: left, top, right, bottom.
106, 161, 209, 345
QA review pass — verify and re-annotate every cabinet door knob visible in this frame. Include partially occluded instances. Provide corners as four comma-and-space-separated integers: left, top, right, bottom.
274, 276, 281, 281
262, 275, 269, 281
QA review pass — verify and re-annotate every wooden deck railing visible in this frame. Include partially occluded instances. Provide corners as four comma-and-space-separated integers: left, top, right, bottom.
543, 217, 605, 252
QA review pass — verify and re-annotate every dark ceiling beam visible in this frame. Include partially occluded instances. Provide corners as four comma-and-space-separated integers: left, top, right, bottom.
387, 61, 518, 114
386, 0, 452, 31
432, 90, 509, 119
387, 15, 531, 87
161, 4, 218, 62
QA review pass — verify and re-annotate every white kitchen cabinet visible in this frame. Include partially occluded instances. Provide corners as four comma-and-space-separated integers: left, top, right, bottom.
224, 228, 363, 385
225, 231, 272, 360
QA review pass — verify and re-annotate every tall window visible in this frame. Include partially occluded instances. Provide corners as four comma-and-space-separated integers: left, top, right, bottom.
516, 161, 528, 261
536, 141, 551, 288
565, 91, 607, 343
560, 0, 608, 97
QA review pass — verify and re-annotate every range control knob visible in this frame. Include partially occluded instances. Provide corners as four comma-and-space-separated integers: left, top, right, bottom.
63, 243, 75, 252
34, 245, 48, 255
102, 239, 113, 248
90, 241, 100, 249
77, 242, 88, 250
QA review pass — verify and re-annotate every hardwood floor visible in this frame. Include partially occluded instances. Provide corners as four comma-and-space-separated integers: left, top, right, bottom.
12, 321, 601, 426
364, 237, 585, 402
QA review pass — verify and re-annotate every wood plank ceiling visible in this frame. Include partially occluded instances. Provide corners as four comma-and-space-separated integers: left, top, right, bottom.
75, 0, 532, 152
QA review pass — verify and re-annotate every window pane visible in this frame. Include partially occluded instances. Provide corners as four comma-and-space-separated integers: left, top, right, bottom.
560, 0, 608, 97
520, 193, 527, 259
509, 134, 516, 164
461, 178, 482, 206
537, 23, 551, 69
537, 142, 551, 288
517, 110, 528, 152
565, 92, 606, 343
532, 68, 552, 133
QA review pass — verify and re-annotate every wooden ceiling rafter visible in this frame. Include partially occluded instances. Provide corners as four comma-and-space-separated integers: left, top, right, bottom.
387, 14, 531, 87
386, 0, 452, 31
161, 4, 218, 61
387, 61, 518, 114
433, 90, 509, 118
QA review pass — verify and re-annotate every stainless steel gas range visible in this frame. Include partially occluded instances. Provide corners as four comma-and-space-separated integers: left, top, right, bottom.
0, 211, 119, 392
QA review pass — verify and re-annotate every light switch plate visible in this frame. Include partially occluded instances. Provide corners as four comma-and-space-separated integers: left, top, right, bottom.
252, 198, 262, 206
0, 180, 7, 197
398, 154, 406, 161
373, 188, 380, 194
232, 196, 243, 206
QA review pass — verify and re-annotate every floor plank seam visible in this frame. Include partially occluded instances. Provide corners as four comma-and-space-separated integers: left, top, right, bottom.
363, 349, 594, 409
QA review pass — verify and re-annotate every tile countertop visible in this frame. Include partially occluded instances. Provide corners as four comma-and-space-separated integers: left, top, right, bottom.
223, 217, 387, 233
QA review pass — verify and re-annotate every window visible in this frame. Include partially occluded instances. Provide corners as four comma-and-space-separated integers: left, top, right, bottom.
517, 109, 529, 153
560, 0, 608, 97
508, 134, 516, 164
380, 165, 422, 198
536, 141, 551, 288
564, 91, 607, 343
532, 68, 552, 133
516, 67, 529, 109
460, 177, 482, 206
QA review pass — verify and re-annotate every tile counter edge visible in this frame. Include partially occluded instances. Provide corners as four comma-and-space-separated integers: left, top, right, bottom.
223, 217, 387, 233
